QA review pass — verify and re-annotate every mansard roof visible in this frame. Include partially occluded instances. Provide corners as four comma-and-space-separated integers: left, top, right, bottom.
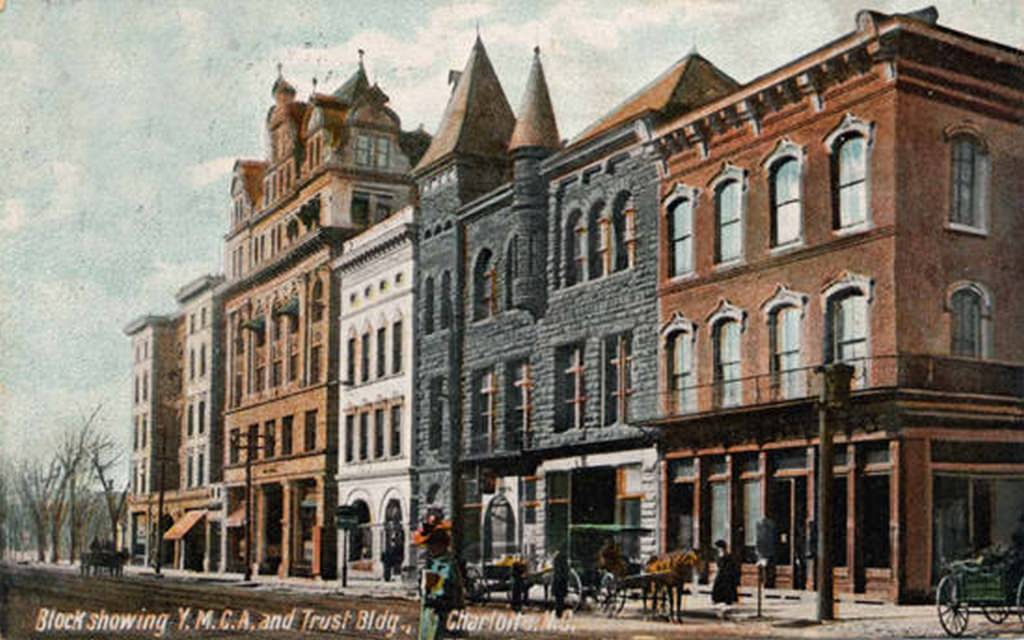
509, 46, 561, 152
413, 36, 516, 174
571, 53, 738, 146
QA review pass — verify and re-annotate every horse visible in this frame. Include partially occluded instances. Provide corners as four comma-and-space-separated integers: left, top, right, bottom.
643, 549, 706, 622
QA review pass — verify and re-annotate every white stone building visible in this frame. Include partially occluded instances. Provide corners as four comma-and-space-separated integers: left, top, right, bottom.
333, 205, 416, 580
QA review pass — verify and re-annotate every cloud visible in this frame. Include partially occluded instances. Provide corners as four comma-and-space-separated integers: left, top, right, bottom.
1, 199, 25, 234
143, 258, 216, 297
187, 155, 236, 187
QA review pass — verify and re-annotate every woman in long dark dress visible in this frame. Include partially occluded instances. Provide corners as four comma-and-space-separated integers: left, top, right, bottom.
711, 539, 740, 617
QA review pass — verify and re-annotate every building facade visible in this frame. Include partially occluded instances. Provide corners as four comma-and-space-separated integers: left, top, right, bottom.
218, 59, 422, 579
411, 38, 738, 566
333, 205, 417, 580
646, 7, 1024, 602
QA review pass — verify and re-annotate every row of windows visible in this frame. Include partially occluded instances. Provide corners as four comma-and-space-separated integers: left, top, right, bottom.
343, 402, 403, 463
354, 134, 391, 170
563, 192, 637, 287
133, 374, 149, 405
132, 415, 148, 450
665, 122, 992, 280
183, 450, 206, 490
187, 306, 209, 334
188, 343, 208, 381
346, 319, 404, 384
184, 399, 207, 439
133, 339, 149, 363
227, 411, 317, 464
346, 271, 406, 308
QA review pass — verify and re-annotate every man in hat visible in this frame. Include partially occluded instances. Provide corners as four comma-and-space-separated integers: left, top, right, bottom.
415, 508, 462, 640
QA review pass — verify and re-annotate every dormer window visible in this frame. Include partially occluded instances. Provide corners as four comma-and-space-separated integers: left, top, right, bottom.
355, 135, 372, 166
374, 138, 391, 169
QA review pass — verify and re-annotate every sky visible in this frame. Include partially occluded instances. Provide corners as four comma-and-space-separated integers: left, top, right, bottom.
0, 0, 1021, 476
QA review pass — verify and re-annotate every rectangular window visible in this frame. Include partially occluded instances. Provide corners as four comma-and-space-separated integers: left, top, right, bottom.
471, 368, 497, 453
771, 307, 803, 399
360, 333, 370, 383
669, 198, 693, 277
288, 350, 298, 382
742, 479, 762, 563
376, 327, 387, 378
546, 471, 570, 555
864, 474, 891, 568
391, 320, 403, 374
272, 360, 282, 387
344, 414, 355, 463
281, 416, 293, 455
189, 349, 195, 380
523, 477, 539, 525
309, 345, 321, 384
771, 159, 802, 247
710, 481, 729, 546
505, 359, 532, 450
200, 344, 206, 377
374, 408, 385, 459
374, 137, 390, 168
390, 404, 402, 457
254, 365, 265, 392
355, 135, 372, 166
304, 410, 317, 452
555, 343, 585, 431
351, 192, 370, 226
835, 136, 867, 229
141, 416, 147, 449
198, 400, 205, 434
429, 377, 444, 450
358, 412, 369, 460
247, 424, 258, 461
603, 332, 633, 426
715, 180, 743, 263
263, 420, 275, 458
197, 453, 204, 486
187, 456, 193, 488
616, 465, 644, 558
713, 321, 742, 407
187, 404, 194, 436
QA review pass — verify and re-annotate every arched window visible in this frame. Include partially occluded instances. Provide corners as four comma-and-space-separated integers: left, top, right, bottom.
473, 249, 496, 321
769, 306, 803, 399
833, 134, 868, 229
714, 180, 742, 263
611, 193, 634, 272
667, 330, 694, 413
564, 210, 585, 286
825, 291, 868, 386
950, 286, 986, 358
348, 500, 372, 561
311, 279, 324, 322
423, 277, 435, 334
667, 197, 693, 277
713, 319, 742, 407
949, 134, 989, 231
770, 158, 802, 247
440, 271, 452, 329
483, 496, 515, 562
588, 201, 606, 279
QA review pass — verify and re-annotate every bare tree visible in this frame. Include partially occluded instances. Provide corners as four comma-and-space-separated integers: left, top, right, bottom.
90, 431, 129, 545
56, 403, 103, 563
14, 457, 61, 562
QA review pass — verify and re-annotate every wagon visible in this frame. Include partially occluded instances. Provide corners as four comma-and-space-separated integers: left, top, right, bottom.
464, 556, 583, 611
935, 560, 1024, 637
566, 524, 659, 617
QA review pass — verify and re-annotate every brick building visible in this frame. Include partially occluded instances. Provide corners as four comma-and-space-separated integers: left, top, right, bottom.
646, 8, 1024, 602
217, 58, 424, 579
411, 38, 738, 565
123, 275, 225, 572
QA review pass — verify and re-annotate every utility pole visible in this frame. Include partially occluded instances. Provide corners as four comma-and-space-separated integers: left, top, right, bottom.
154, 368, 180, 576
231, 429, 263, 582
815, 362, 854, 623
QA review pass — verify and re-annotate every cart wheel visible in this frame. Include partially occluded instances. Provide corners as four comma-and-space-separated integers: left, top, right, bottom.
982, 606, 1009, 624
937, 575, 969, 637
465, 565, 488, 604
566, 568, 584, 612
598, 572, 618, 617
1017, 576, 1024, 625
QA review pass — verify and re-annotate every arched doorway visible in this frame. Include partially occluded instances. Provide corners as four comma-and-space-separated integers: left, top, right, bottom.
383, 499, 404, 581
483, 495, 516, 562
349, 500, 372, 562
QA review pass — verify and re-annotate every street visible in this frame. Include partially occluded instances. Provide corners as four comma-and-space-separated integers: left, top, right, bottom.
1, 562, 1022, 639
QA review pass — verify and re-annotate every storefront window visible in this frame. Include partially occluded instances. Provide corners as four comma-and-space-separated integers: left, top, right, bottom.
742, 480, 761, 563
864, 474, 891, 568
710, 482, 729, 545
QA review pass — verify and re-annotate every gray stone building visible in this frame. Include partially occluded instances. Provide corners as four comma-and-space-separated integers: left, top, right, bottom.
412, 36, 738, 566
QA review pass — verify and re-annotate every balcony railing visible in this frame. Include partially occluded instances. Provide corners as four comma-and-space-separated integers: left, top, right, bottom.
660, 354, 1023, 419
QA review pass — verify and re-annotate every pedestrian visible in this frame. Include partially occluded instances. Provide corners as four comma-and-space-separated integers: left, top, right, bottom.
711, 539, 740, 619
550, 546, 569, 618
414, 509, 462, 640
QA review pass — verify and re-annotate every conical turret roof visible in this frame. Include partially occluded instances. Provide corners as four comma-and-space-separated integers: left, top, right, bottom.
510, 47, 561, 152
414, 36, 515, 174
334, 52, 370, 104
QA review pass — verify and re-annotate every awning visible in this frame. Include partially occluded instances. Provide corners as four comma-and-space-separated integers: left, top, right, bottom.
274, 298, 299, 317
225, 507, 246, 528
163, 510, 207, 541
241, 316, 265, 333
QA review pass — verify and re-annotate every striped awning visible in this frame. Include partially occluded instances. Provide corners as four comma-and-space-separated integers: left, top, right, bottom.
163, 510, 206, 541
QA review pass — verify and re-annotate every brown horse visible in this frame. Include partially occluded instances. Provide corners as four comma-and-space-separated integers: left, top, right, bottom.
644, 550, 705, 622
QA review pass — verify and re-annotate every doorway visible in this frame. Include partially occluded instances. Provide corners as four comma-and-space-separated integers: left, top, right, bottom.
770, 476, 808, 588
667, 482, 695, 552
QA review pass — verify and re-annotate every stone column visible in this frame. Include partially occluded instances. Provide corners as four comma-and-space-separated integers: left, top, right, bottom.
255, 485, 266, 566
280, 481, 293, 578
203, 517, 212, 573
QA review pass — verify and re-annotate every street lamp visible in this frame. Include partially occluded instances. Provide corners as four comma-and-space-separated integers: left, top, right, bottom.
230, 428, 264, 582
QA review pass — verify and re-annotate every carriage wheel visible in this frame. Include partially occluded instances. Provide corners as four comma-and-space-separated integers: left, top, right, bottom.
464, 565, 489, 603
937, 575, 969, 637
1016, 576, 1024, 625
982, 606, 1009, 624
566, 568, 584, 612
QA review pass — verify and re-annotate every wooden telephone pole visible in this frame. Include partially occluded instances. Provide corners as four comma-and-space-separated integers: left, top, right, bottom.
230, 429, 264, 582
815, 362, 854, 622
